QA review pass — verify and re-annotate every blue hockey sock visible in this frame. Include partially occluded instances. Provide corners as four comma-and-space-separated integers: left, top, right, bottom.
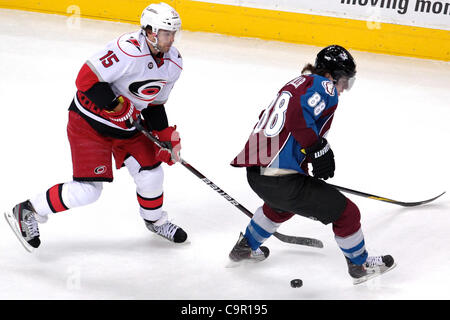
335, 228, 368, 265
244, 206, 281, 250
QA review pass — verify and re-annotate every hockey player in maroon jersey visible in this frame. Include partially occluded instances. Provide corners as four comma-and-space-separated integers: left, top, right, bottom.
228, 45, 396, 284
5, 2, 189, 251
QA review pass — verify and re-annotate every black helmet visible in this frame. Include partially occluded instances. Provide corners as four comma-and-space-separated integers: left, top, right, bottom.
315, 45, 356, 81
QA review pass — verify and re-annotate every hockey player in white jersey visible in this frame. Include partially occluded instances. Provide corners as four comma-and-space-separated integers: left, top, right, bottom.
5, 2, 188, 252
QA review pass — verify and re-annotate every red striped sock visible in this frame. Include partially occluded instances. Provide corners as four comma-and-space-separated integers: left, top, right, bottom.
46, 184, 69, 213
137, 193, 164, 211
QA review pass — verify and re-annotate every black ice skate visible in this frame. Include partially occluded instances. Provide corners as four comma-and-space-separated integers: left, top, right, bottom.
346, 255, 396, 285
4, 200, 47, 252
229, 232, 270, 262
144, 211, 187, 243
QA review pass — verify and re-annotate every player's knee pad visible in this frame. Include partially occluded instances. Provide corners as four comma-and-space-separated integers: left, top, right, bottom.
62, 181, 103, 208
135, 167, 164, 219
125, 156, 164, 197
133, 165, 164, 197
131, 165, 165, 221
124, 157, 165, 220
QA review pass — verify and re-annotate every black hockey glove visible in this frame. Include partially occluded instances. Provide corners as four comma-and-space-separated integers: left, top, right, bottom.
301, 137, 335, 180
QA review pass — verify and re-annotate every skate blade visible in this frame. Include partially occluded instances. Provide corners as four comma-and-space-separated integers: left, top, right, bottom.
225, 256, 267, 268
225, 259, 242, 268
175, 238, 191, 245
4, 211, 34, 253
352, 263, 397, 285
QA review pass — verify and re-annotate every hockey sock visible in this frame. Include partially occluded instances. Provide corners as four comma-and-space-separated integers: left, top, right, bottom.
124, 156, 165, 221
46, 183, 69, 213
333, 198, 368, 265
335, 228, 368, 265
30, 181, 103, 216
244, 205, 291, 250
137, 192, 164, 221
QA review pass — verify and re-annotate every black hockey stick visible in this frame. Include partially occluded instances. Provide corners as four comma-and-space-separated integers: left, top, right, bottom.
328, 184, 445, 207
133, 118, 323, 248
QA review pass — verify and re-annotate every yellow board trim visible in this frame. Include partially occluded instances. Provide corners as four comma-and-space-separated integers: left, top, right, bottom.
1, 0, 449, 61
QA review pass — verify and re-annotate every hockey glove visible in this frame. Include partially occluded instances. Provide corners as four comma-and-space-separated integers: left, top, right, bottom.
301, 137, 335, 180
152, 126, 181, 166
102, 96, 140, 129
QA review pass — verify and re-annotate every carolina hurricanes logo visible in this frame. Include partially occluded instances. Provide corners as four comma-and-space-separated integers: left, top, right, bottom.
126, 37, 141, 52
94, 165, 107, 175
128, 79, 167, 102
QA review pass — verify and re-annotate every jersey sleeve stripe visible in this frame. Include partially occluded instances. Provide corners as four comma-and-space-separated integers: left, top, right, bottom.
75, 62, 101, 92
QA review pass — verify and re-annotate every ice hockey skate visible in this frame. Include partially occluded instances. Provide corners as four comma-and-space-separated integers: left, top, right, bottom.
144, 211, 187, 243
4, 200, 47, 252
228, 232, 270, 264
346, 254, 396, 285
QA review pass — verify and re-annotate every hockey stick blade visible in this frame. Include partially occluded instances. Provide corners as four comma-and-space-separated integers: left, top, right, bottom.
273, 231, 324, 248
372, 191, 446, 207
190, 170, 323, 247
330, 184, 446, 207
132, 118, 323, 248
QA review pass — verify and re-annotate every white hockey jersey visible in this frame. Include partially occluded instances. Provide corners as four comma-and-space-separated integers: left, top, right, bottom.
71, 29, 183, 137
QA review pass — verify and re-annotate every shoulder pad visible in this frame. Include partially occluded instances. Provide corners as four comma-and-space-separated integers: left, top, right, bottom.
311, 75, 336, 97
117, 33, 146, 56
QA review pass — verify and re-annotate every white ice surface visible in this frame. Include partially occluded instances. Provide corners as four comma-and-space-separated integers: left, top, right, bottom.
0, 9, 449, 300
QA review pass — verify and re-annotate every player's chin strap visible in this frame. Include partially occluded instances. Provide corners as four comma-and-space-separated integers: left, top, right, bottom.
143, 29, 161, 53
131, 117, 323, 248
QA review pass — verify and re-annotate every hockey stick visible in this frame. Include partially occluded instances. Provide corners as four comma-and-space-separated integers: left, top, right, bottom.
133, 118, 323, 248
328, 184, 445, 207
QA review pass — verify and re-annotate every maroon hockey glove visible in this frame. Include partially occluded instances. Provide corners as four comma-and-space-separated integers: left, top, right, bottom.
102, 96, 140, 129
301, 137, 335, 180
152, 126, 181, 166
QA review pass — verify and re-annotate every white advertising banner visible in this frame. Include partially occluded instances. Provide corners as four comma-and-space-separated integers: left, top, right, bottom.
195, 0, 450, 30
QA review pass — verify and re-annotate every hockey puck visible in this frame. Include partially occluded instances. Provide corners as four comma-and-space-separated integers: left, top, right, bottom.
290, 279, 303, 288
